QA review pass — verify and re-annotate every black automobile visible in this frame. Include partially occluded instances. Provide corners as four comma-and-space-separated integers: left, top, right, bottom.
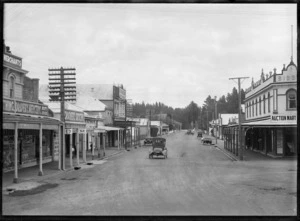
144, 138, 153, 145
201, 137, 212, 145
149, 137, 167, 159
197, 131, 203, 138
186, 130, 194, 135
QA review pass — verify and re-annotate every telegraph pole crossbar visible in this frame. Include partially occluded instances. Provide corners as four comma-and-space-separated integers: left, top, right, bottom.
229, 76, 249, 161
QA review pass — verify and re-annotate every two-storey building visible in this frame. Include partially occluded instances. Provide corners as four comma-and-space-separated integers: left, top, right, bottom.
3, 43, 62, 182
242, 59, 297, 157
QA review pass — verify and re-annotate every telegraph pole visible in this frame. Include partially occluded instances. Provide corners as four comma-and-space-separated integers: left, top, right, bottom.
229, 76, 249, 160
48, 67, 76, 169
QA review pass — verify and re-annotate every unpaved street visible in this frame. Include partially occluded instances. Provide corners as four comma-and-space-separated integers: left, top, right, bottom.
3, 131, 297, 216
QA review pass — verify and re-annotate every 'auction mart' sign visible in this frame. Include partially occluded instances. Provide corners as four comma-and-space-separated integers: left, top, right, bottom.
271, 115, 297, 121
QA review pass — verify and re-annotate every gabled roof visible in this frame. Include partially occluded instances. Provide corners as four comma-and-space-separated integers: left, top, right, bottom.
77, 84, 113, 100
76, 95, 106, 111
44, 102, 84, 113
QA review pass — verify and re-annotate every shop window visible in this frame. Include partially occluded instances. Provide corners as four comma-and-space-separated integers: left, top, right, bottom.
286, 89, 297, 110
9, 76, 15, 98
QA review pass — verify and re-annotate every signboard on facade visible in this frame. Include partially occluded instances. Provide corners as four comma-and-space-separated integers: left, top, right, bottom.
270, 115, 297, 122
126, 99, 133, 117
3, 98, 48, 116
115, 121, 136, 128
65, 110, 84, 122
65, 129, 73, 134
113, 86, 126, 100
119, 88, 126, 100
78, 129, 86, 134
3, 53, 22, 68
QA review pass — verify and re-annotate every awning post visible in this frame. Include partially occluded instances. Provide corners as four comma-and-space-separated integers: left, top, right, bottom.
13, 122, 19, 183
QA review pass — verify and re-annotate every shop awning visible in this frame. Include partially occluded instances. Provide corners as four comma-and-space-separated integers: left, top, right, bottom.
3, 113, 62, 130
94, 125, 124, 132
242, 119, 297, 128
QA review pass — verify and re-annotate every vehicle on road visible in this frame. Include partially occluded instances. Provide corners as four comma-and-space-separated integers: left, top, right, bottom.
144, 137, 153, 145
201, 137, 212, 145
186, 130, 194, 135
197, 131, 203, 138
149, 137, 167, 159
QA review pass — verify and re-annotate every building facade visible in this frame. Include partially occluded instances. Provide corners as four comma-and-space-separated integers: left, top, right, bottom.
224, 59, 297, 158
3, 44, 61, 182
242, 60, 297, 157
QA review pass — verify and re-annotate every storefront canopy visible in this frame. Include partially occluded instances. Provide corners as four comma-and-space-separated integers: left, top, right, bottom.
242, 119, 297, 128
3, 113, 62, 130
94, 126, 124, 132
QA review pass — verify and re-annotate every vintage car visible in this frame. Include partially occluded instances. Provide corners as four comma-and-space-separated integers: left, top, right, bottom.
186, 130, 194, 135
144, 137, 153, 145
201, 137, 212, 145
197, 131, 203, 138
149, 137, 168, 159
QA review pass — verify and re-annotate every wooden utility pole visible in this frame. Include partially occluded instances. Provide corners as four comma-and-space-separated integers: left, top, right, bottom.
229, 76, 249, 160
48, 67, 76, 169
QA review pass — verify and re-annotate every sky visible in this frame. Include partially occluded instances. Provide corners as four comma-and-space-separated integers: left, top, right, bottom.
4, 3, 297, 109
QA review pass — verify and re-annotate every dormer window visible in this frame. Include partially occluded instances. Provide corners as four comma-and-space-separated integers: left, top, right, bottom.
286, 89, 297, 110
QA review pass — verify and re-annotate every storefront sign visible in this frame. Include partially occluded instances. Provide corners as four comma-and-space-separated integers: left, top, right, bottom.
65, 129, 73, 134
115, 121, 136, 128
3, 98, 48, 116
3, 53, 22, 68
78, 129, 86, 134
271, 115, 297, 121
65, 110, 84, 122
119, 88, 126, 100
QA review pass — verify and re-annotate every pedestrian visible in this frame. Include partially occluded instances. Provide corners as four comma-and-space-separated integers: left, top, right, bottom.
72, 145, 76, 158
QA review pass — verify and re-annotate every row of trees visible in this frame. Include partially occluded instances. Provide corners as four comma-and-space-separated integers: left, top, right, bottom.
132, 87, 245, 130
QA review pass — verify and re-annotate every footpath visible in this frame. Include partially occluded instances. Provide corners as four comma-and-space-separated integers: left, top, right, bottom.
2, 147, 128, 193
203, 134, 297, 163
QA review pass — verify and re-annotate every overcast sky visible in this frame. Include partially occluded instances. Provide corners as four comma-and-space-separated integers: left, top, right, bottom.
4, 3, 297, 108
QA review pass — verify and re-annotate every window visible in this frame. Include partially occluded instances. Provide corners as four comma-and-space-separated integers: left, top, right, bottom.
255, 99, 258, 116
268, 92, 270, 113
252, 101, 254, 117
249, 102, 251, 117
286, 89, 297, 109
9, 76, 15, 98
259, 97, 261, 115
273, 89, 278, 112
263, 95, 266, 114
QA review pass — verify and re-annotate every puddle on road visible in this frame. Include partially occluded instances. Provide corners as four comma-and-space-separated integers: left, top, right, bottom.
259, 187, 285, 191
8, 183, 59, 197
180, 152, 186, 157
61, 177, 77, 181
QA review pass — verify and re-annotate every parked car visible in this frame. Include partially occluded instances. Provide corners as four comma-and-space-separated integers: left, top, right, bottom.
197, 131, 203, 138
144, 137, 153, 145
186, 130, 194, 135
201, 137, 212, 145
149, 137, 167, 159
